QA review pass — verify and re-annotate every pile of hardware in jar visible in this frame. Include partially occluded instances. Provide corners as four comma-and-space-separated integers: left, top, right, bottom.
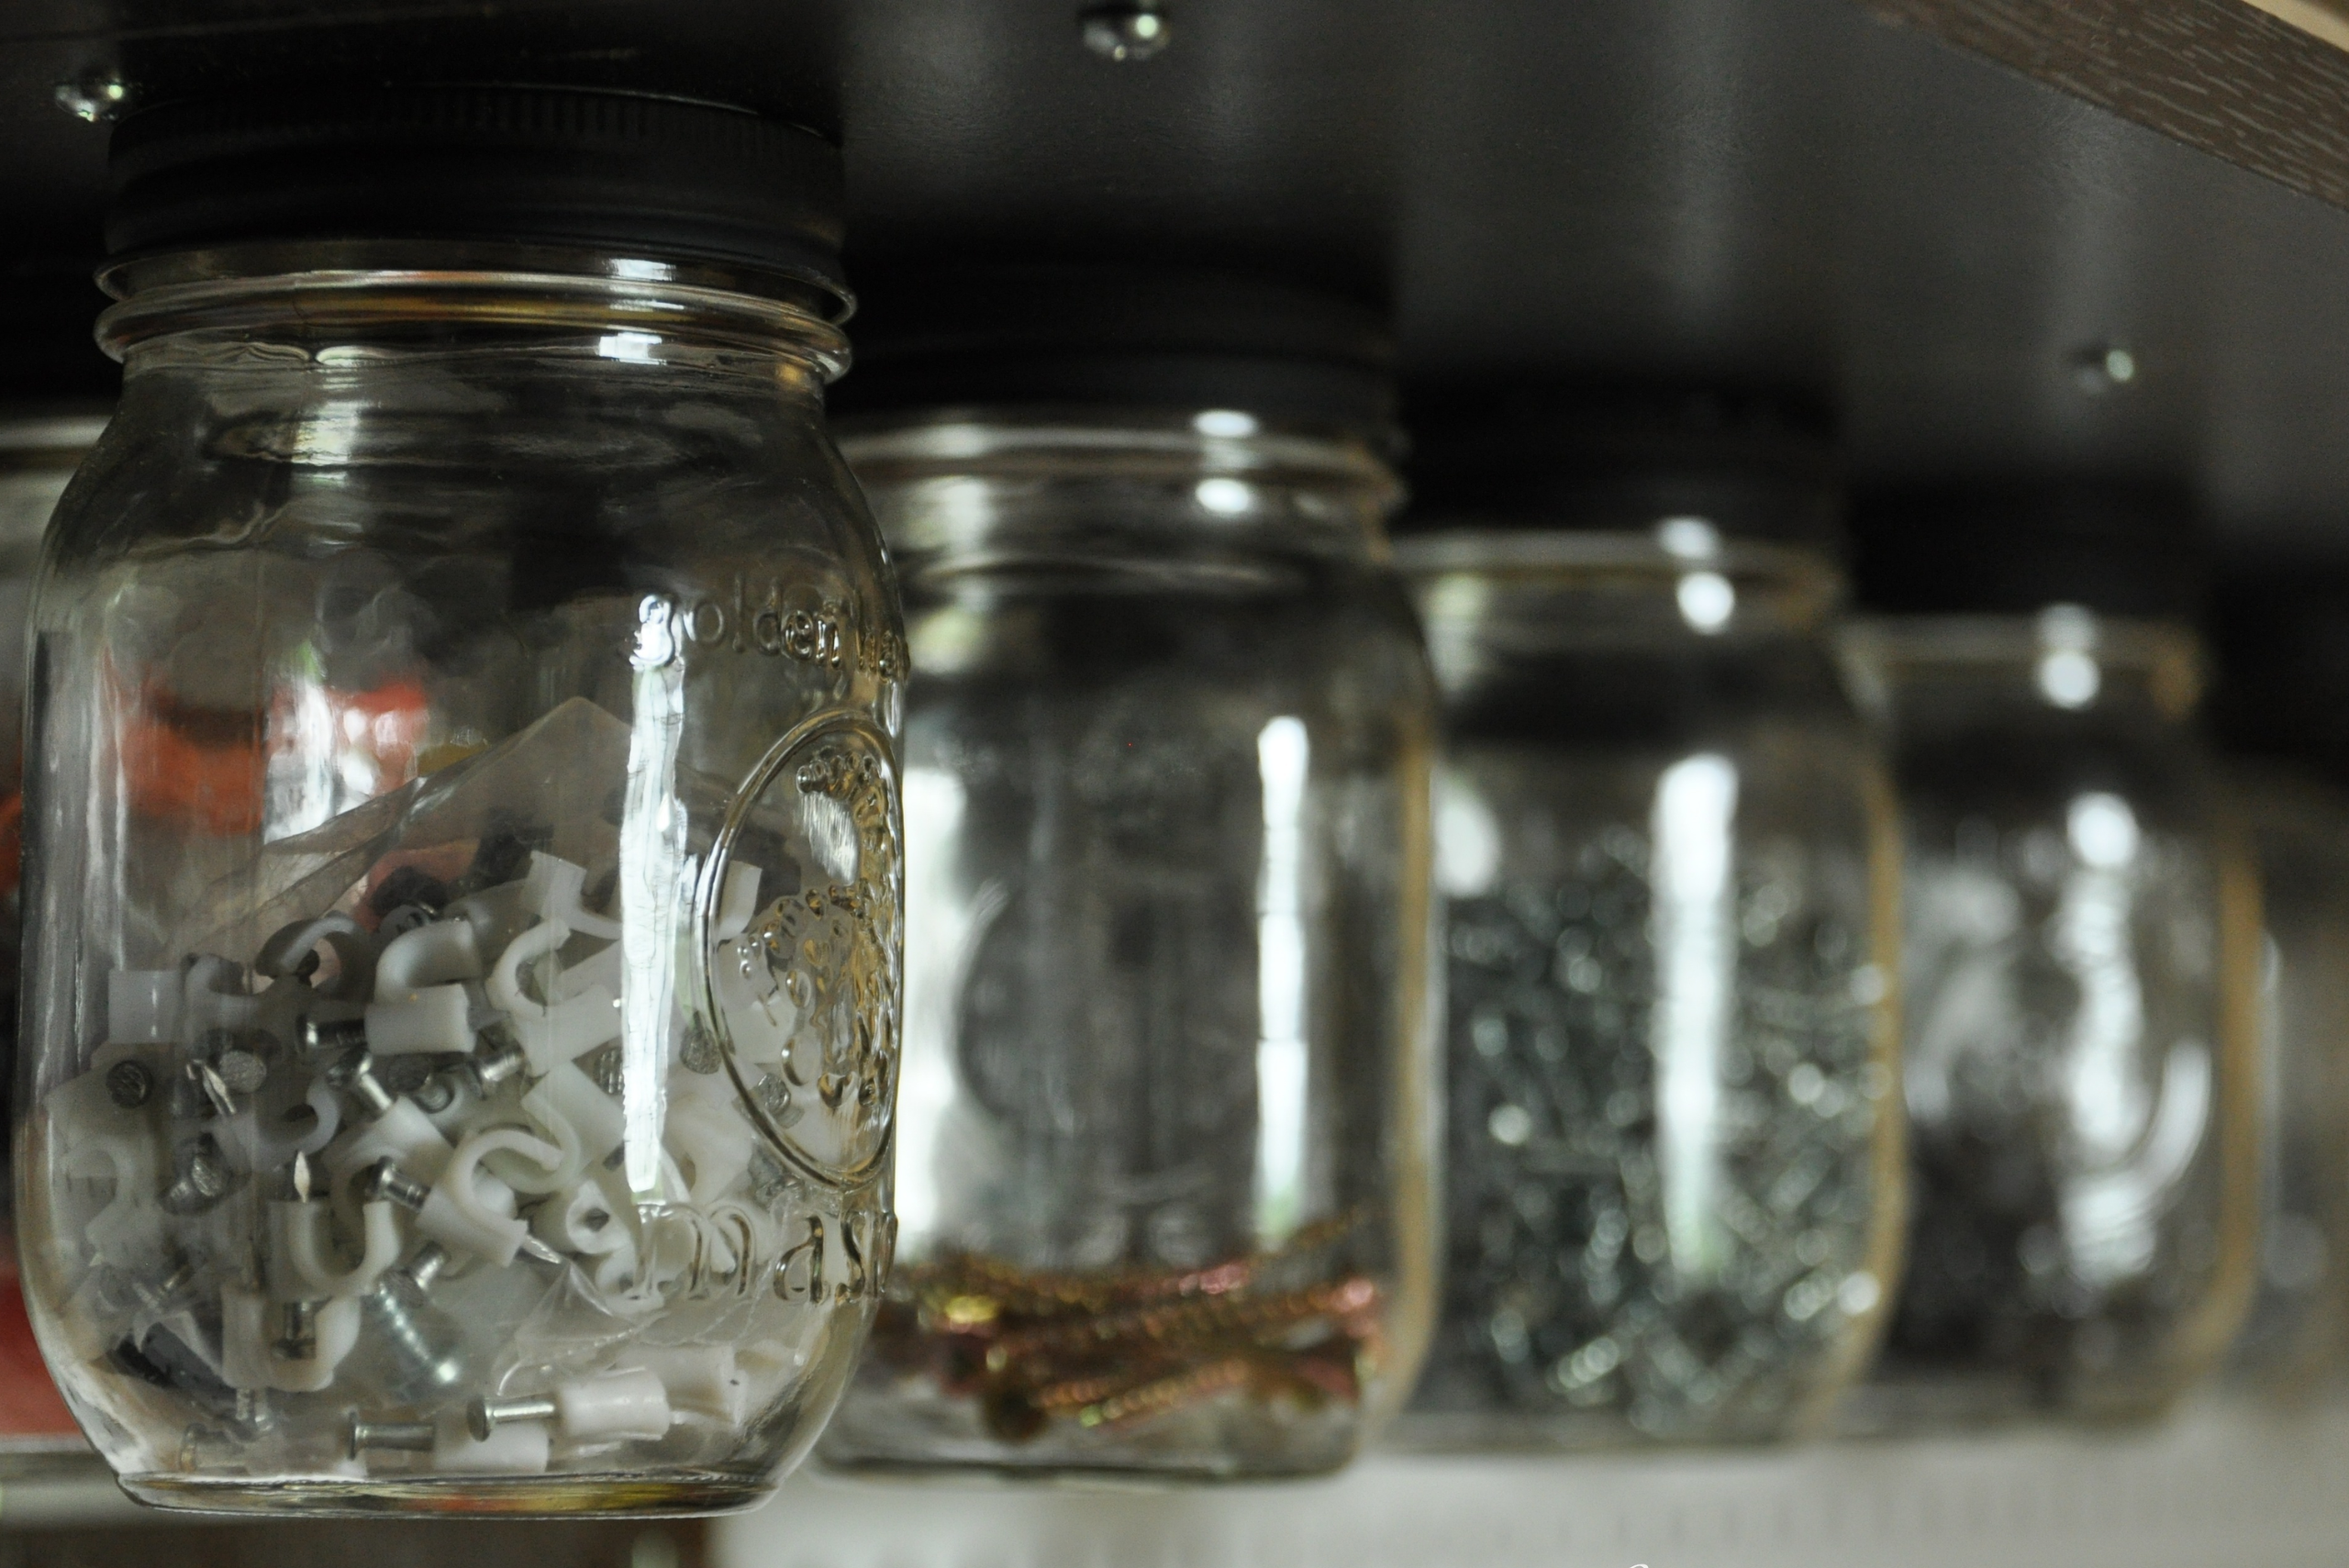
37, 700, 840, 1479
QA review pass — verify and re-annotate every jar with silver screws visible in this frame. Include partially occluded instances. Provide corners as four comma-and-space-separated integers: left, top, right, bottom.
814, 269, 1440, 1478
1841, 485, 2257, 1429
17, 88, 903, 1514
1389, 392, 1904, 1449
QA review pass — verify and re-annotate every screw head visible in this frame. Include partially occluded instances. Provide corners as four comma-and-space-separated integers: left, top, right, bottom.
1081, 3, 1171, 61
54, 71, 126, 124
214, 1049, 269, 1096
2071, 342, 2139, 395
105, 1059, 154, 1109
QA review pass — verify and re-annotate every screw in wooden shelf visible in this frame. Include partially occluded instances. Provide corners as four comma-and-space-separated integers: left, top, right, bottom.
2071, 343, 2141, 395
1081, 2, 1172, 61
53, 69, 127, 124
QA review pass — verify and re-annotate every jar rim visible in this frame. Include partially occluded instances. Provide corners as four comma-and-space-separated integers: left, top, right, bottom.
95, 240, 852, 376
838, 406, 1400, 488
1395, 525, 1842, 594
1840, 609, 2203, 667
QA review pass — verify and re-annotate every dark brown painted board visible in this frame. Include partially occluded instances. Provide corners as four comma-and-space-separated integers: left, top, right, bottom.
1860, 0, 2349, 210
6, 0, 2349, 547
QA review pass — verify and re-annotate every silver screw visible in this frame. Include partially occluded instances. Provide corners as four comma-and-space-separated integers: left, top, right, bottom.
359, 1158, 432, 1213
468, 1027, 529, 1092
468, 1392, 558, 1440
214, 1049, 269, 1096
276, 1300, 318, 1362
328, 1049, 397, 1117
54, 70, 127, 124
1081, 2, 1171, 61
160, 1136, 233, 1215
346, 1414, 436, 1460
397, 1241, 454, 1294
105, 1059, 154, 1109
412, 1073, 458, 1115
300, 1016, 368, 1061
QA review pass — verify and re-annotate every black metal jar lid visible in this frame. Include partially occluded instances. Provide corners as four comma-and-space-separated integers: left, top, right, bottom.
1399, 384, 1842, 550
1851, 481, 2204, 621
829, 263, 1397, 436
105, 85, 848, 312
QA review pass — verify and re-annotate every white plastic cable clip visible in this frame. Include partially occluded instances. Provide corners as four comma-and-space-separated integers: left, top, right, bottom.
184, 956, 265, 1033
51, 1062, 166, 1268
324, 1095, 453, 1193
446, 879, 537, 963
106, 969, 185, 1045
270, 1198, 401, 1300
546, 939, 621, 1004
627, 1346, 748, 1425
363, 983, 474, 1056
524, 1058, 625, 1166
531, 1171, 636, 1258
470, 1365, 672, 1442
215, 1076, 343, 1173
432, 1411, 551, 1473
346, 1411, 555, 1474
588, 1239, 641, 1297
373, 918, 484, 997
487, 920, 620, 1073
523, 852, 621, 940
220, 1284, 362, 1394
365, 1129, 561, 1267
663, 1085, 756, 1207
255, 913, 376, 1000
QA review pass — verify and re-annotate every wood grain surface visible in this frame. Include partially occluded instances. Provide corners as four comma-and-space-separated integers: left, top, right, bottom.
1857, 0, 2349, 209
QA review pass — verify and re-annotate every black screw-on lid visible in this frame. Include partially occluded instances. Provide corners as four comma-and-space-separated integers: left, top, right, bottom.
106, 86, 848, 308
1852, 482, 2204, 620
2207, 560, 2349, 782
829, 264, 1396, 434
1399, 384, 1842, 549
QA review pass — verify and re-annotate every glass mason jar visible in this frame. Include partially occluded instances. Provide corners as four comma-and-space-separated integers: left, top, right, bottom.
17, 91, 904, 1515
0, 412, 108, 1468
817, 273, 1439, 1478
1393, 520, 1905, 1448
2222, 770, 2349, 1395
1842, 608, 2257, 1426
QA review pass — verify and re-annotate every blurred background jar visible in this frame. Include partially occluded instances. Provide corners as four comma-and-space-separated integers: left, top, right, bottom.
0, 408, 108, 1471
817, 269, 1439, 1478
19, 90, 901, 1514
2218, 771, 2349, 1395
1842, 484, 2259, 1429
2205, 564, 2349, 1398
1389, 389, 1904, 1449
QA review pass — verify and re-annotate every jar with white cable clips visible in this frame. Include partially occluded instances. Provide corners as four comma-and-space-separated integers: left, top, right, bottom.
16, 87, 904, 1515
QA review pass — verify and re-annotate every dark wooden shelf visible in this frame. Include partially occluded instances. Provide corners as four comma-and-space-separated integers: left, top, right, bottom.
6, 0, 2349, 547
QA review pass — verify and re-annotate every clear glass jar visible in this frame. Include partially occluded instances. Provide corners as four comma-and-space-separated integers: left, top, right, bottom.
2224, 769, 2349, 1396
0, 412, 108, 1469
816, 411, 1438, 1477
17, 238, 904, 1513
1391, 528, 1903, 1448
1842, 610, 2258, 1426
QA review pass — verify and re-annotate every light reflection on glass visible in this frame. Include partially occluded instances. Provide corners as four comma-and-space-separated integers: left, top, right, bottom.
1675, 571, 1735, 634
1650, 751, 1739, 1280
618, 595, 688, 1195
2052, 788, 2205, 1284
1254, 715, 1311, 1244
894, 765, 973, 1240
